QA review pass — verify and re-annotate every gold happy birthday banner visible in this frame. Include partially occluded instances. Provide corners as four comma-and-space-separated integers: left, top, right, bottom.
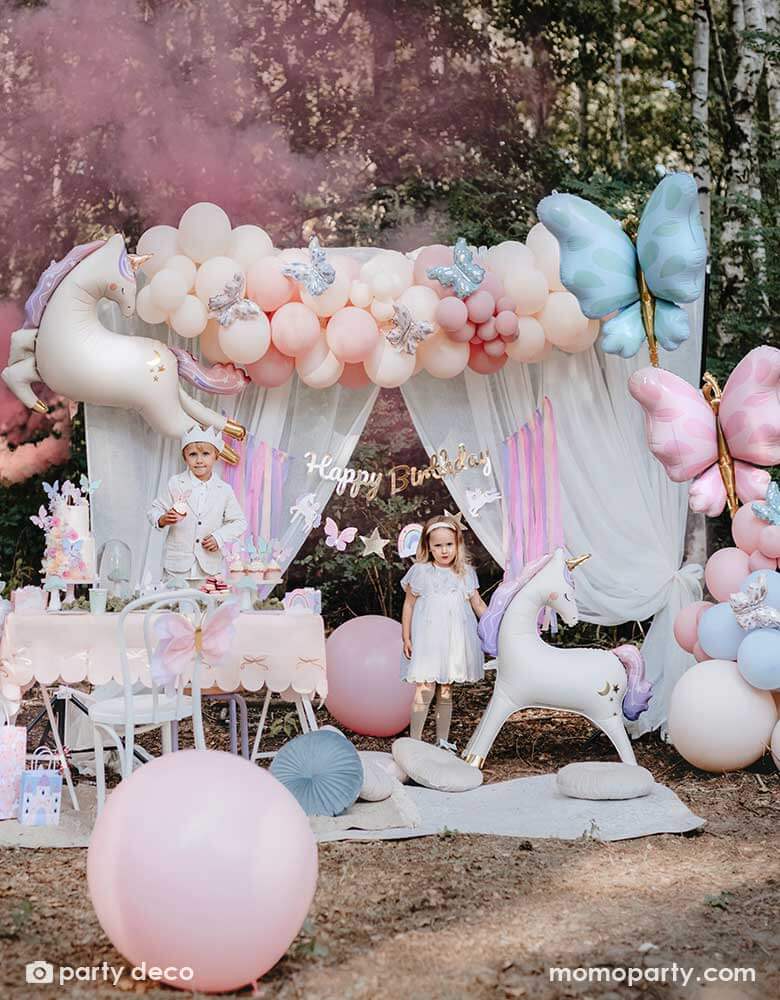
304, 444, 492, 501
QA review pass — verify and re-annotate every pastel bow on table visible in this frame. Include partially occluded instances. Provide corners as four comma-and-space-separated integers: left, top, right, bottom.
151, 600, 239, 693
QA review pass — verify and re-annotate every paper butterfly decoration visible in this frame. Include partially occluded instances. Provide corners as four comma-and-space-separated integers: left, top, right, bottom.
61, 538, 84, 558
753, 481, 780, 526
42, 481, 60, 504
282, 236, 336, 297
628, 345, 780, 517
151, 600, 240, 694
323, 517, 358, 551
386, 303, 433, 356
30, 506, 52, 531
79, 474, 101, 496
537, 172, 706, 361
208, 273, 261, 328
427, 237, 485, 299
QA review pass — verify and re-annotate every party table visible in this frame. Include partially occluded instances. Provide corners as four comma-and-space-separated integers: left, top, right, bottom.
0, 609, 328, 806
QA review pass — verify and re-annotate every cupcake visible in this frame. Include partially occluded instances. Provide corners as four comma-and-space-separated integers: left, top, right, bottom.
228, 557, 245, 582
247, 559, 264, 583
264, 559, 282, 583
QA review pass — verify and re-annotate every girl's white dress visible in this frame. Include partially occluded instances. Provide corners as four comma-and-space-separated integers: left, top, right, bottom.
400, 562, 484, 684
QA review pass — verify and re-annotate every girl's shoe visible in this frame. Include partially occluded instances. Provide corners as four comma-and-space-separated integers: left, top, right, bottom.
436, 738, 457, 753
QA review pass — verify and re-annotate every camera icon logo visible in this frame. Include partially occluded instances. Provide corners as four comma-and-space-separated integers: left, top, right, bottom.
25, 961, 54, 985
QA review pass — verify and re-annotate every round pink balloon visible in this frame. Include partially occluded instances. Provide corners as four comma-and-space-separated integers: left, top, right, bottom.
466, 290, 495, 325
325, 616, 414, 736
271, 301, 321, 357
477, 317, 497, 341
483, 338, 506, 358
749, 549, 779, 571
449, 321, 475, 343
760, 525, 780, 559
496, 295, 516, 313
413, 245, 453, 294
704, 547, 751, 603
480, 271, 505, 302
326, 307, 380, 364
731, 503, 765, 554
673, 600, 714, 653
494, 309, 519, 339
87, 751, 317, 993
339, 362, 371, 389
468, 341, 507, 374
245, 344, 295, 388
692, 642, 709, 663
435, 297, 468, 333
246, 257, 295, 312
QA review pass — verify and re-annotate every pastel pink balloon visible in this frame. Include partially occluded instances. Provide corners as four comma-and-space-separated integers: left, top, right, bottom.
87, 751, 317, 993
339, 362, 371, 389
495, 309, 519, 339
483, 338, 506, 358
692, 642, 709, 663
199, 319, 231, 363
732, 503, 766, 554
435, 297, 468, 333
704, 547, 751, 602
246, 257, 295, 312
505, 316, 547, 363
749, 549, 779, 572
413, 245, 453, 295
673, 600, 714, 653
270, 301, 321, 357
760, 525, 780, 559
326, 307, 380, 364
480, 271, 505, 302
496, 295, 516, 313
468, 342, 507, 374
418, 332, 470, 379
505, 267, 549, 316
245, 344, 295, 388
477, 317, 497, 341
466, 290, 495, 325
325, 616, 415, 736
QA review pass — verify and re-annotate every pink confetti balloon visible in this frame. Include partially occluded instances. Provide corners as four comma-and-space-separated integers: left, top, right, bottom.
673, 600, 714, 654
270, 302, 321, 358
466, 290, 495, 325
477, 317, 497, 341
749, 549, 779, 571
435, 297, 468, 333
246, 257, 295, 312
325, 307, 380, 364
483, 338, 506, 358
245, 344, 295, 388
468, 342, 507, 374
704, 547, 751, 603
413, 245, 453, 295
495, 309, 519, 339
760, 525, 780, 559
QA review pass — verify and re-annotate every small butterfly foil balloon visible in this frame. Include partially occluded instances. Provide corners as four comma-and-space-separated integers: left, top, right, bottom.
753, 481, 780, 526
427, 237, 485, 299
282, 236, 336, 297
386, 303, 433, 356
208, 273, 261, 328
729, 574, 780, 631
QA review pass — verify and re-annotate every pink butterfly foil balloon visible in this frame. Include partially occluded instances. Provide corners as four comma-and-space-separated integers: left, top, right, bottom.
323, 516, 358, 552
151, 600, 240, 693
628, 346, 780, 517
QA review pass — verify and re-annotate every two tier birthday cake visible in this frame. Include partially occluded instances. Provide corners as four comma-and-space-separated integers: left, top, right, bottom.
31, 478, 99, 585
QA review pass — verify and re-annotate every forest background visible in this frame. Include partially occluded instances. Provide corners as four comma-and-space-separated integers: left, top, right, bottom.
0, 0, 777, 626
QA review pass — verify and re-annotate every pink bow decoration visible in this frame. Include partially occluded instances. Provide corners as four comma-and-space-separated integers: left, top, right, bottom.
150, 601, 240, 692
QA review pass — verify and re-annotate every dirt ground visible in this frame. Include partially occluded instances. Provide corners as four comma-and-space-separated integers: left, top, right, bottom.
1, 681, 778, 1000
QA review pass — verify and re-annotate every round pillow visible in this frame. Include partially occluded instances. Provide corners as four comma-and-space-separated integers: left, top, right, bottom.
358, 749, 408, 785
391, 738, 483, 792
270, 730, 363, 816
555, 762, 654, 801
358, 760, 394, 802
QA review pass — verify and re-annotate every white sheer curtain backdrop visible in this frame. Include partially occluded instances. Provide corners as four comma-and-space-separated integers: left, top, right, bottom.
87, 298, 378, 587
402, 300, 704, 736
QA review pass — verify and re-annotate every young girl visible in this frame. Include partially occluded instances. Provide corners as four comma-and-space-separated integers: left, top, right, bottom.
148, 424, 247, 586
400, 514, 487, 747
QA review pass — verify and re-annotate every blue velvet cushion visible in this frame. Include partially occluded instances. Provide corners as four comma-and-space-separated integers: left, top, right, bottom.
270, 730, 363, 816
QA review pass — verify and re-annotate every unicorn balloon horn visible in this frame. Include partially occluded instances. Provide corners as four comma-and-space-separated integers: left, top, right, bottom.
128, 253, 153, 272
566, 553, 591, 571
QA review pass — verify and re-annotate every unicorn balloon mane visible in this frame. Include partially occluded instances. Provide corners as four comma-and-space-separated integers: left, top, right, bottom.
465, 549, 652, 768
1, 234, 247, 459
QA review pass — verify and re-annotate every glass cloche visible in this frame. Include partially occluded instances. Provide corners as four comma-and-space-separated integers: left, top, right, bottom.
98, 539, 132, 599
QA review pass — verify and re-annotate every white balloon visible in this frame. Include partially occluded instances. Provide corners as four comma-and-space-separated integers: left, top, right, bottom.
370, 298, 395, 323
195, 256, 243, 307
417, 331, 469, 379
398, 284, 439, 324
228, 225, 274, 272
218, 313, 271, 365
300, 258, 351, 317
537, 291, 589, 348
136, 284, 168, 325
360, 251, 414, 299
178, 202, 232, 263
485, 241, 534, 284
364, 335, 416, 388
136, 225, 179, 278
170, 294, 208, 339
149, 269, 188, 313
296, 337, 344, 388
349, 280, 372, 309
165, 254, 197, 292
505, 317, 547, 363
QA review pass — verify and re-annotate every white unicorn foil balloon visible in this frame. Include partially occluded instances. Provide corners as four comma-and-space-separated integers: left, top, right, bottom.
465, 549, 652, 767
1, 234, 246, 456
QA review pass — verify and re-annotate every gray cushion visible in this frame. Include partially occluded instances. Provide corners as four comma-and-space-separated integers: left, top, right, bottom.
556, 762, 654, 800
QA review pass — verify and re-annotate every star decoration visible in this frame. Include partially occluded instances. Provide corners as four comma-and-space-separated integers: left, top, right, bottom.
443, 509, 468, 531
359, 527, 390, 559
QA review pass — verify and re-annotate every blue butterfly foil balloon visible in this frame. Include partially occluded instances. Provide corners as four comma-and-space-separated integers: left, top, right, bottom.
536, 172, 706, 359
427, 237, 485, 299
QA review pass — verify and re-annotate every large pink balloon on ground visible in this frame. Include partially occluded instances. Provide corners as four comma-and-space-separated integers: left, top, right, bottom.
88, 751, 317, 993
325, 616, 414, 736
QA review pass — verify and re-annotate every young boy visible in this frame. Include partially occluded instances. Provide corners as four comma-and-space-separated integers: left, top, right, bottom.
148, 424, 247, 586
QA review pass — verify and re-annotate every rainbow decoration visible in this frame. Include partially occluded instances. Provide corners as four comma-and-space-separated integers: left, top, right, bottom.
221, 434, 290, 548
397, 522, 423, 559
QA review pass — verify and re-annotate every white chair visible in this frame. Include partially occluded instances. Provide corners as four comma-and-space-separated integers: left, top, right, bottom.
89, 589, 213, 811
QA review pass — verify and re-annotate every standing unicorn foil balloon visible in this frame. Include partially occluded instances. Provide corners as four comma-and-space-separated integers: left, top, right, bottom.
465, 549, 652, 767
1, 234, 247, 459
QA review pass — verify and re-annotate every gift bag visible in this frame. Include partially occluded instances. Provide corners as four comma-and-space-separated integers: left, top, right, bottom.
0, 701, 26, 820
18, 747, 62, 827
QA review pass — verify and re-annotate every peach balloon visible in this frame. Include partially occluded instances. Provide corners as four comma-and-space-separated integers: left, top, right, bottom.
480, 271, 505, 302
365, 336, 416, 388
466, 290, 495, 325
326, 307, 380, 364
137, 224, 179, 278
483, 338, 506, 358
218, 313, 271, 365
349, 280, 372, 308
704, 547, 751, 603
468, 342, 507, 374
135, 285, 168, 326
149, 268, 188, 313
449, 321, 476, 344
504, 268, 549, 316
418, 331, 469, 379
485, 241, 534, 284
537, 291, 589, 348
558, 315, 600, 354
200, 319, 231, 363
496, 295, 517, 313
413, 245, 452, 293
760, 525, 780, 559
245, 344, 295, 388
301, 258, 352, 318
170, 294, 208, 339
505, 317, 546, 362
749, 550, 779, 572
673, 600, 714, 653
227, 225, 274, 272
178, 202, 232, 263
340, 363, 371, 389
194, 256, 243, 307
732, 503, 766, 554
477, 318, 497, 341
361, 251, 414, 300
296, 337, 344, 388
435, 297, 469, 333
526, 222, 565, 291
246, 257, 295, 312
398, 284, 440, 324
370, 298, 396, 323
270, 302, 321, 357
165, 254, 197, 292
495, 310, 519, 340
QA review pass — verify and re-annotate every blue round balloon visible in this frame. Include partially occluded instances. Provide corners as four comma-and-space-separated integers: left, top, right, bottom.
270, 729, 363, 817
742, 570, 780, 609
697, 602, 746, 661
737, 628, 780, 690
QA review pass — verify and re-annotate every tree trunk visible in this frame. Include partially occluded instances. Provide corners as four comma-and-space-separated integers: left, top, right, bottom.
613, 0, 627, 168
766, 0, 780, 161
692, 0, 711, 246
